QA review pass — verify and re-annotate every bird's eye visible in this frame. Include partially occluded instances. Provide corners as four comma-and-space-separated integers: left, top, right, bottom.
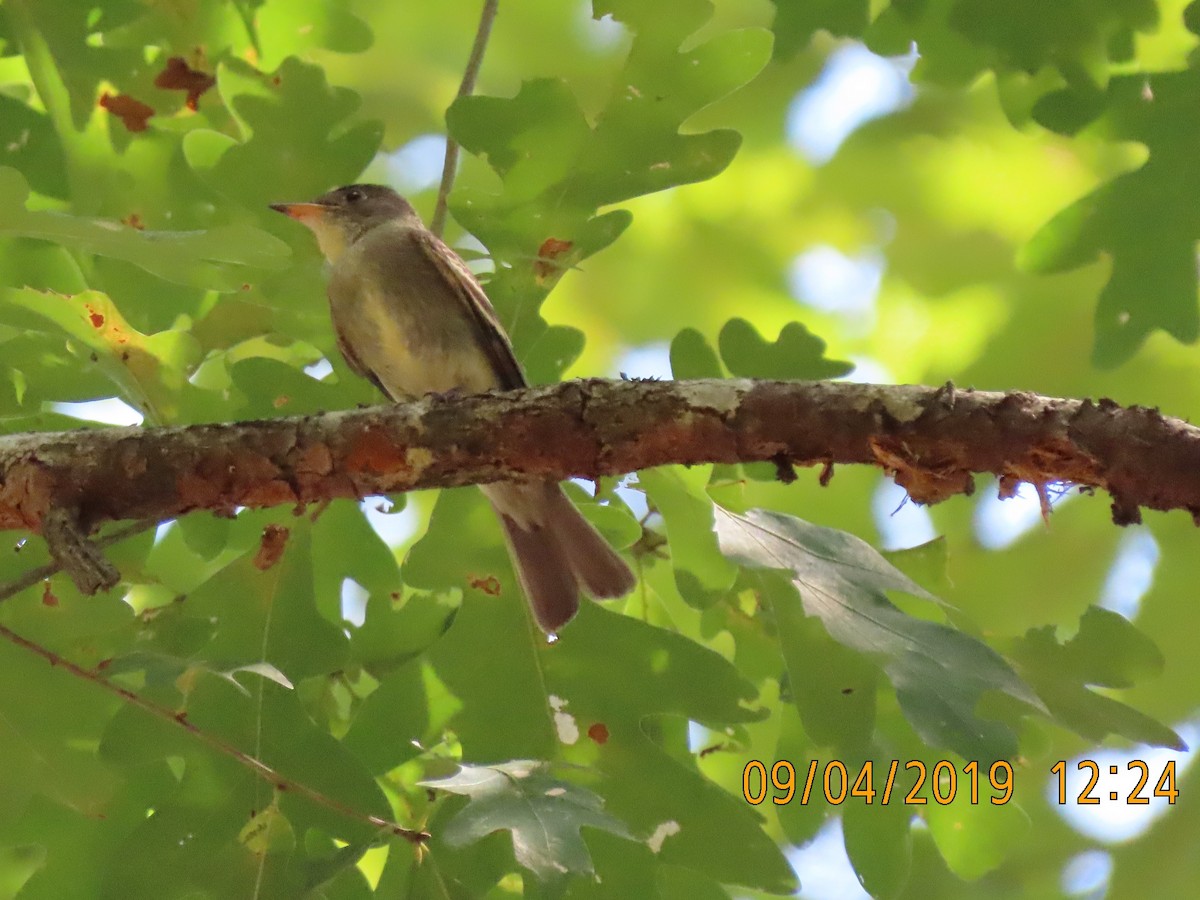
344, 188, 363, 203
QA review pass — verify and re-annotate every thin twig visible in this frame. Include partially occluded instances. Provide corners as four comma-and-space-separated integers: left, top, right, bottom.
0, 518, 158, 606
430, 0, 499, 237
0, 620, 431, 845
0, 515, 430, 841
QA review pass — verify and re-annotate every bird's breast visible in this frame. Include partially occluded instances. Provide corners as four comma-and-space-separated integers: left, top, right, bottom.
327, 241, 498, 399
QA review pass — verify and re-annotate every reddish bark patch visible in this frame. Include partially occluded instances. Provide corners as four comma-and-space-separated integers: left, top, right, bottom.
0, 462, 55, 530
345, 426, 406, 474
241, 480, 298, 508
296, 443, 333, 477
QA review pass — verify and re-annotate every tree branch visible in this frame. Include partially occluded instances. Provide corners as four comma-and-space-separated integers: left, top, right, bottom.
1, 379, 1198, 539
430, 0, 499, 237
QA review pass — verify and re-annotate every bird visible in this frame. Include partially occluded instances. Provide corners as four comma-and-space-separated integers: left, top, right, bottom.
270, 184, 635, 632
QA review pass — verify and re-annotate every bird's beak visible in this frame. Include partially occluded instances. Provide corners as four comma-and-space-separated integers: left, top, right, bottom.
269, 202, 329, 224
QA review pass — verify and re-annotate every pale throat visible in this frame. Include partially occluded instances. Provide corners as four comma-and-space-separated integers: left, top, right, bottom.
303, 219, 352, 263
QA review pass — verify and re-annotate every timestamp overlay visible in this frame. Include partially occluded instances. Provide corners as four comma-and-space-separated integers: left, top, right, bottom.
742, 759, 1017, 806
1046, 741, 1196, 845
741, 754, 1186, 812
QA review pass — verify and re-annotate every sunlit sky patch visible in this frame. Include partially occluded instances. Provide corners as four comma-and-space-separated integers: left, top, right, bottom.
52, 397, 143, 426
787, 43, 917, 164
384, 133, 447, 194
1098, 528, 1159, 621
789, 245, 884, 322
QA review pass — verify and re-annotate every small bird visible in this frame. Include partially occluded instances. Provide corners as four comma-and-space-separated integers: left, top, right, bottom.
270, 184, 635, 632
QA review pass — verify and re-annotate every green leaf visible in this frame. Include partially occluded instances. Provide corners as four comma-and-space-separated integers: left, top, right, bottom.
254, 0, 373, 69
715, 506, 1043, 759
188, 57, 382, 208
948, 0, 1157, 80
1022, 70, 1200, 365
168, 514, 350, 681
758, 572, 879, 753
99, 677, 389, 897
444, 5, 770, 375
0, 637, 122, 828
427, 588, 558, 762
543, 603, 795, 893
925, 785, 1031, 880
0, 168, 291, 291
1007, 606, 1184, 749
843, 797, 913, 899
640, 467, 738, 608
770, 0, 871, 60
421, 760, 634, 884
669, 327, 725, 380
718, 317, 853, 381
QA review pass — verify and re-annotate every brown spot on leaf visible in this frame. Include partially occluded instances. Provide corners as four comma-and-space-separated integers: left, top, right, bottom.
154, 56, 216, 111
88, 311, 105, 329
587, 722, 609, 744
122, 213, 145, 230
534, 237, 573, 283
99, 92, 155, 132
272, 395, 289, 408
254, 524, 290, 570
42, 580, 58, 607
468, 574, 502, 596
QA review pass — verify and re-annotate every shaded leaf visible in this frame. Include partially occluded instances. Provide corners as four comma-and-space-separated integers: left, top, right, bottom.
715, 506, 1042, 759
421, 760, 634, 883
1007, 606, 1183, 749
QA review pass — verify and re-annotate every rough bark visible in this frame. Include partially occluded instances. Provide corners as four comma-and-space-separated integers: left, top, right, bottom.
1, 379, 1198, 541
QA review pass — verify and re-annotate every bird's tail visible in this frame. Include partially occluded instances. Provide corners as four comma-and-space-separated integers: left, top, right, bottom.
482, 482, 636, 633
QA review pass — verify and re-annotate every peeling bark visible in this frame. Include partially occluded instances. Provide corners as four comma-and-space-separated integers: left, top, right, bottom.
1, 379, 1197, 539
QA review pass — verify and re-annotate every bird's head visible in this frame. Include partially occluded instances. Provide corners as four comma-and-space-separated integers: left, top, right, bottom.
270, 184, 419, 262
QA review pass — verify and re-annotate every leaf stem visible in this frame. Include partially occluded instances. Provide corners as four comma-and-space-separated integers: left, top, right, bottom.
430, 0, 499, 237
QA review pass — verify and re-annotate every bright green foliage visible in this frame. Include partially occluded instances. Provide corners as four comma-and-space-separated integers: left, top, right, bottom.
0, 0, 1198, 898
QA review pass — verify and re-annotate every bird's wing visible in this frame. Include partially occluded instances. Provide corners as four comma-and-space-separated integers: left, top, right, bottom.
330, 304, 392, 398
413, 228, 527, 391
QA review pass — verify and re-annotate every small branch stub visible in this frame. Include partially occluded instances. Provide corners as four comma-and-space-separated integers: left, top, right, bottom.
41, 507, 120, 595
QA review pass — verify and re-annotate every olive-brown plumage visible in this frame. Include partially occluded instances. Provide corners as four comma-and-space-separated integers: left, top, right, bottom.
270, 184, 634, 632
